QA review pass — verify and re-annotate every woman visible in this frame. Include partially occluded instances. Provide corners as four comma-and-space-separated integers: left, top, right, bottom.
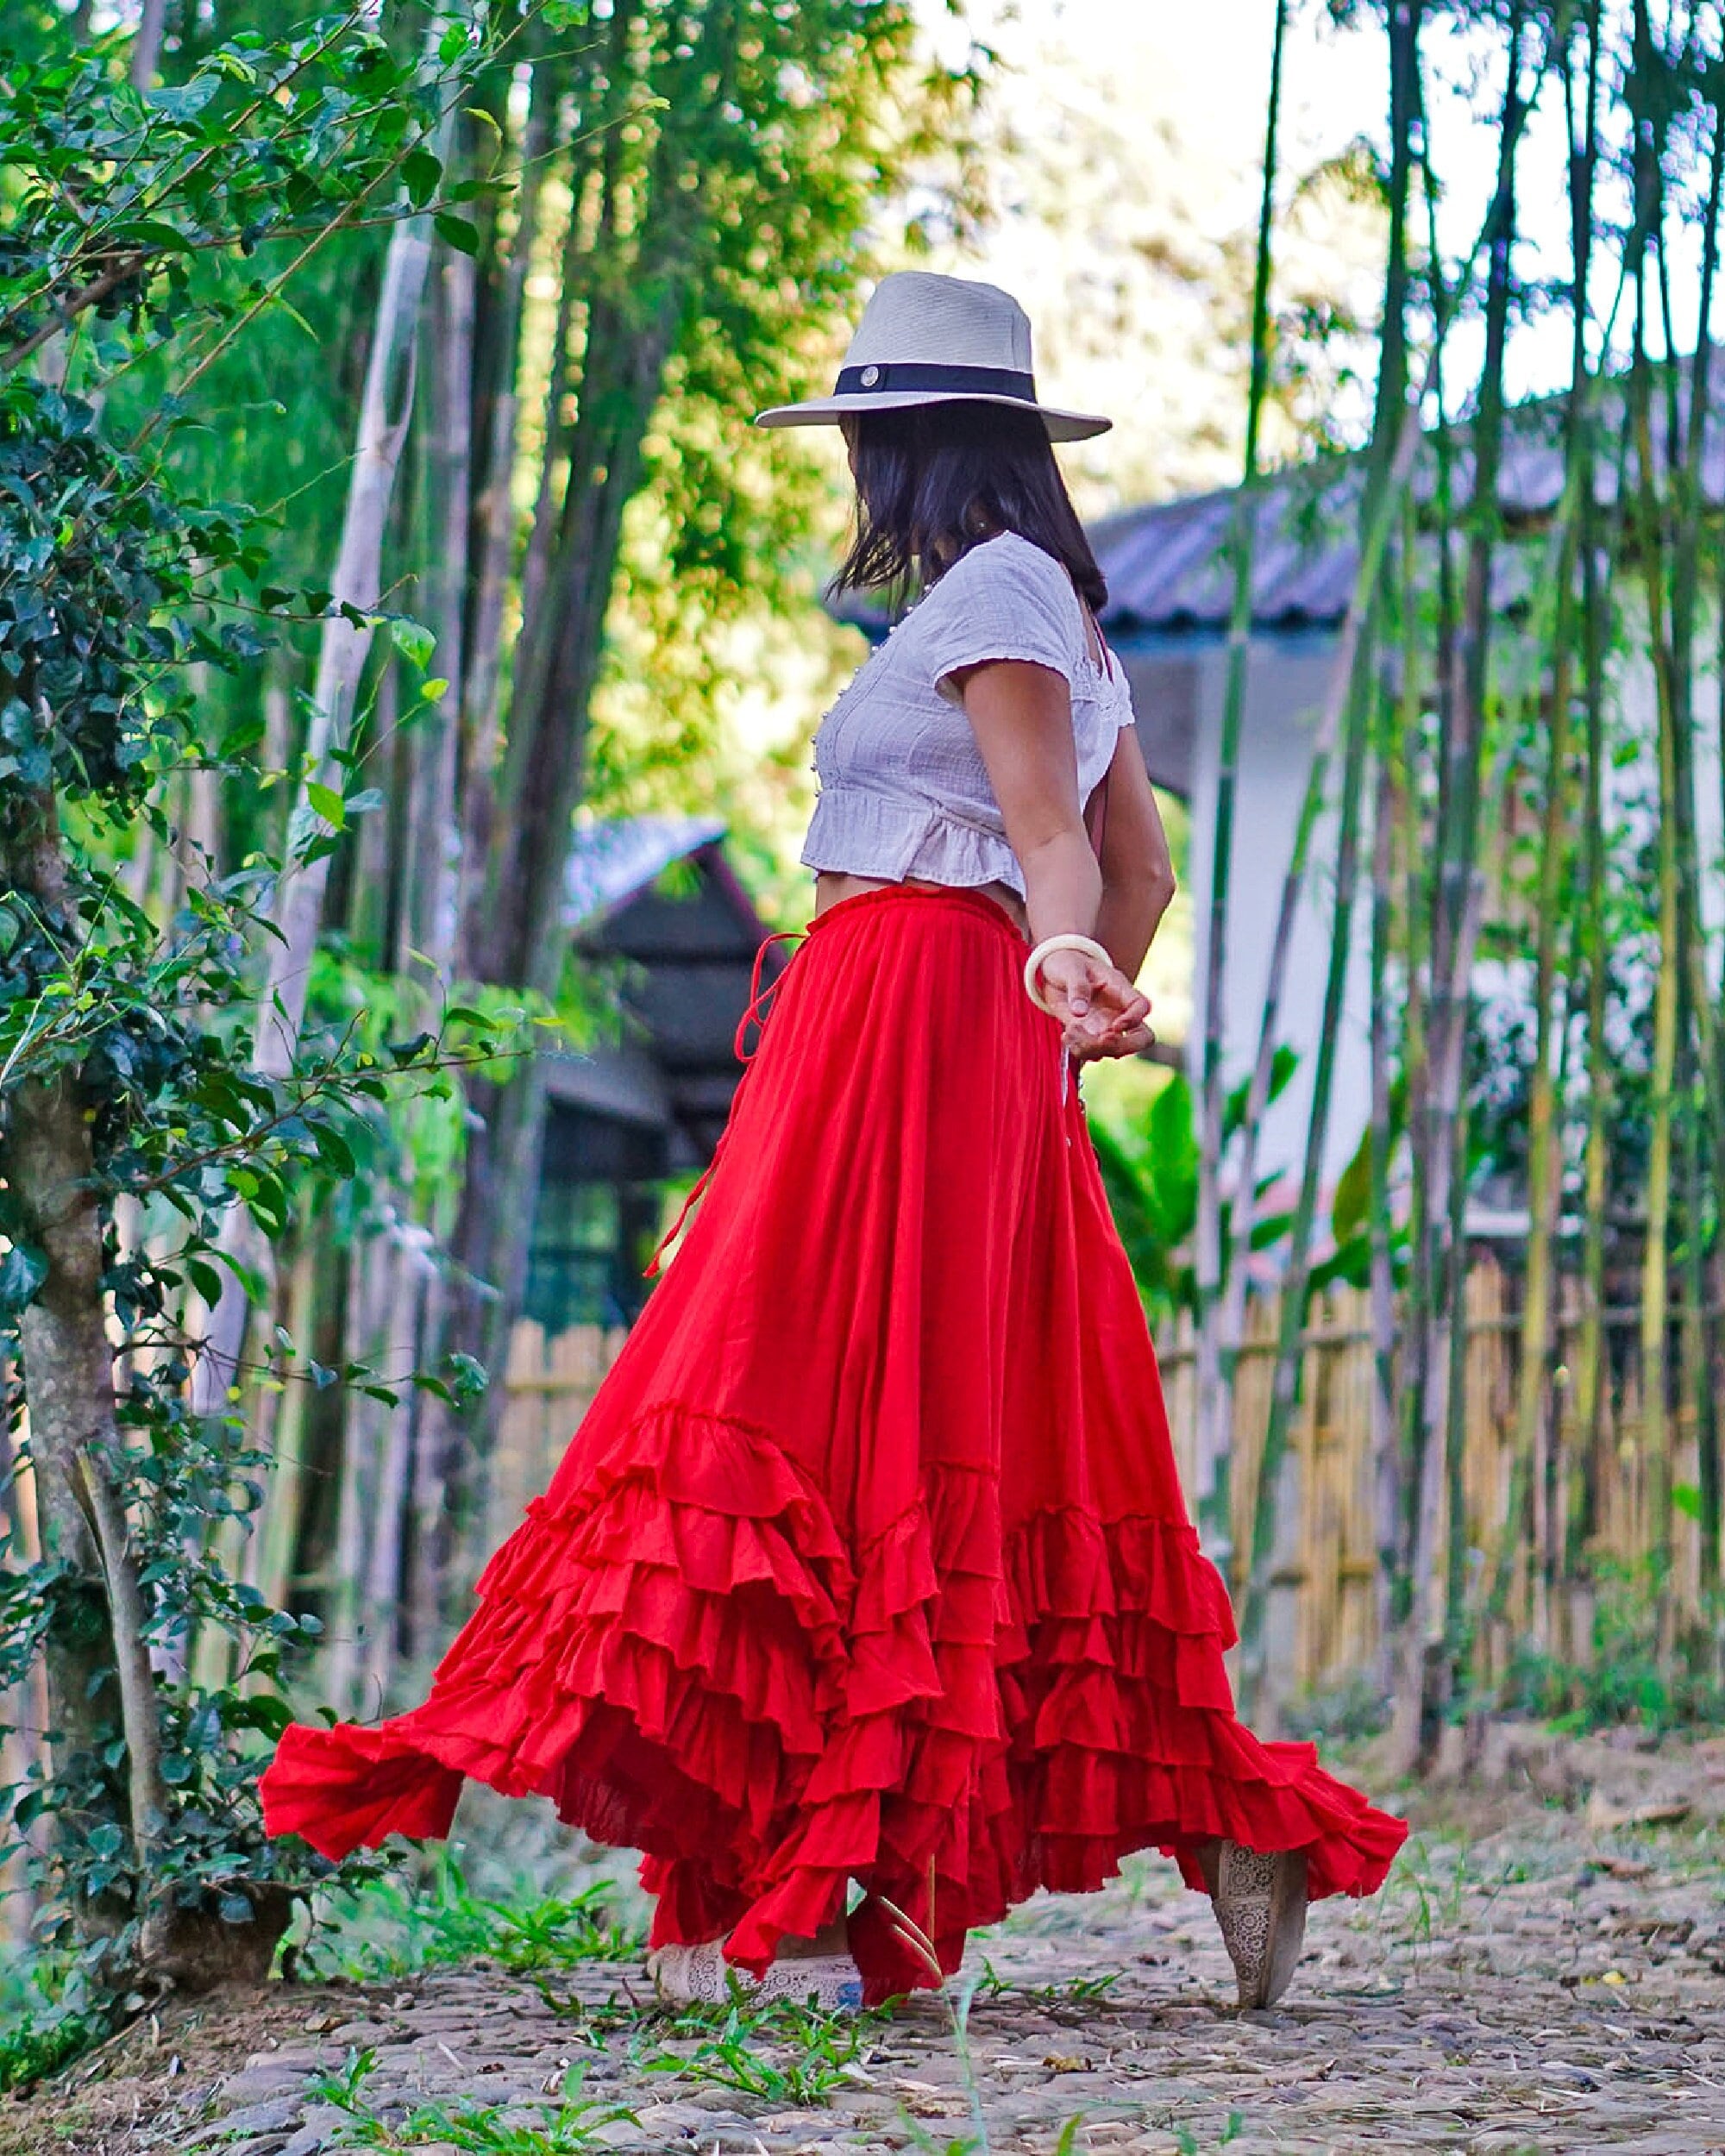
261, 271, 1405, 2013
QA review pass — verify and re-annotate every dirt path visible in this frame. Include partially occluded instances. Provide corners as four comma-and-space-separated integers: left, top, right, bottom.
21, 1732, 1725, 2156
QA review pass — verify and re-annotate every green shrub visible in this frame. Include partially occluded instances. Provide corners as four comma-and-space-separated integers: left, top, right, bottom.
1496, 1560, 1725, 1734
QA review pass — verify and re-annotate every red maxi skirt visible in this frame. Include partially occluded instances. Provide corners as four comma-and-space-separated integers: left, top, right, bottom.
261, 884, 1405, 2002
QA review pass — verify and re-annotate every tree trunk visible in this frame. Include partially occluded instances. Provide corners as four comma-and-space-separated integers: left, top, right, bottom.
193, 193, 441, 1420
129, 0, 169, 89
454, 64, 556, 976
248, 1240, 318, 1607
448, 265, 693, 1470
355, 1215, 434, 1706
361, 219, 479, 1669
321, 1238, 390, 1719
2, 795, 166, 1934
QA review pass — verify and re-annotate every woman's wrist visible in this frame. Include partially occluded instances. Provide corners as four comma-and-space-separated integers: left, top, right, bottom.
1023, 932, 1112, 1014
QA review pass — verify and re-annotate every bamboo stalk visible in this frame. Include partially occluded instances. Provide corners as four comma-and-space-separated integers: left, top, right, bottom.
1514, 349, 1589, 1651
1193, 0, 1289, 1562
1236, 632, 1375, 1718
1629, 289, 1684, 1621
1365, 0, 1425, 1695
1368, 646, 1404, 1691
1662, 68, 1725, 1597
1570, 2, 1622, 1577
1393, 3, 1540, 1771
191, 123, 447, 1421
1680, 1014, 1717, 1607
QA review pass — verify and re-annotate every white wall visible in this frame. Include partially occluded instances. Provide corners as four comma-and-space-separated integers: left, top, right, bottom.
1130, 631, 1376, 1200
1132, 624, 1725, 1217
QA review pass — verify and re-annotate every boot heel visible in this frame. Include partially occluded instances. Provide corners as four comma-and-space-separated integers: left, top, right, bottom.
1210, 1841, 1308, 2009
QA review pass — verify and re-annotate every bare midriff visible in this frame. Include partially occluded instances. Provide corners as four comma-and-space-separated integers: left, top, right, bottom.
812, 868, 1028, 940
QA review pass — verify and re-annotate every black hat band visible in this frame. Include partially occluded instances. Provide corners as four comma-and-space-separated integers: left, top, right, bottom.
833, 360, 1038, 401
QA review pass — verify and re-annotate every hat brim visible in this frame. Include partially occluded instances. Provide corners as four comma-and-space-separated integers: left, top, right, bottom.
754, 389, 1112, 444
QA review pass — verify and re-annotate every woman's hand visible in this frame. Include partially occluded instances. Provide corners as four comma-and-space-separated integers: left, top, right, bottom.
1036, 947, 1154, 1062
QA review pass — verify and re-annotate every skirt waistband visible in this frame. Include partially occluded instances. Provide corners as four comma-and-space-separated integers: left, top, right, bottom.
802, 881, 1026, 944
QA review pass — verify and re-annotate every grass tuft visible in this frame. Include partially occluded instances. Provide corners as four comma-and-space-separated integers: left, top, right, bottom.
308, 1848, 643, 1980
640, 1990, 878, 2104
313, 2052, 636, 2152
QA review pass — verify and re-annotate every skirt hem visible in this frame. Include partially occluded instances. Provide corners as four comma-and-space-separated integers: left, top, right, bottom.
260, 1398, 1406, 2002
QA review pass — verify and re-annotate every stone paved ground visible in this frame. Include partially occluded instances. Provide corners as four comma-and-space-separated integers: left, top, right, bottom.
18, 1730, 1725, 2156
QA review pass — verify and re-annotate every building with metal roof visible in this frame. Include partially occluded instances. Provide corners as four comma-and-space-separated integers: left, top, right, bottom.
526, 815, 787, 1329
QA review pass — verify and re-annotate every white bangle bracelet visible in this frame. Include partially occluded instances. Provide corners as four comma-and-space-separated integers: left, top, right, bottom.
1023, 932, 1113, 1014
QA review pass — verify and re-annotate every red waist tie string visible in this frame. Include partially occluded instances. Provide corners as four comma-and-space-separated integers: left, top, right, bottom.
644, 925, 806, 1277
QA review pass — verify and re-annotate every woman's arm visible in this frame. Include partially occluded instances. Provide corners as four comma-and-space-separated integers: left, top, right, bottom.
1091, 721, 1177, 982
954, 657, 1152, 1059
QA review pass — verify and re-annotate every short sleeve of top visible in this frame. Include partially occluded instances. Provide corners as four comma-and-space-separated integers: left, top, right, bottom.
916, 534, 1091, 705
800, 530, 1139, 903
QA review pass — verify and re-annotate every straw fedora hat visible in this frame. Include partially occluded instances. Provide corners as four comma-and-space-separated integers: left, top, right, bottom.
754, 270, 1111, 444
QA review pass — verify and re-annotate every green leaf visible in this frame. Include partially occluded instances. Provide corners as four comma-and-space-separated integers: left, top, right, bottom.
1266, 1044, 1299, 1106
142, 76, 221, 119
109, 216, 195, 253
1330, 1120, 1372, 1246
0, 1242, 48, 1316
1145, 1074, 1199, 1242
230, 1694, 294, 1739
390, 616, 436, 669
305, 780, 345, 829
1673, 1482, 1705, 1524
403, 147, 442, 208
434, 210, 480, 256
310, 1124, 356, 1177
1248, 1208, 1295, 1252
1223, 1045, 1299, 1143
1309, 1234, 1371, 1294
442, 1351, 488, 1405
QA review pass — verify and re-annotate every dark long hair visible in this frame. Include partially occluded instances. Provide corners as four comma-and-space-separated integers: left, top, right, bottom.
830, 400, 1107, 615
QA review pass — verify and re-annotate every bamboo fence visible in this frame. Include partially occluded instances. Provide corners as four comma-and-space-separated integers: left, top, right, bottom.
1160, 1259, 1718, 1696
483, 1319, 632, 1558
487, 1259, 1721, 1704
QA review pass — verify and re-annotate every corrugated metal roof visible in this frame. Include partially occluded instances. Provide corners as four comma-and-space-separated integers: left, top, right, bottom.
1096, 359, 1725, 636
561, 812, 728, 928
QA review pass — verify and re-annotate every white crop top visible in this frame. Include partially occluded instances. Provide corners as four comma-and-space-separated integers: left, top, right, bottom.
800, 530, 1138, 900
